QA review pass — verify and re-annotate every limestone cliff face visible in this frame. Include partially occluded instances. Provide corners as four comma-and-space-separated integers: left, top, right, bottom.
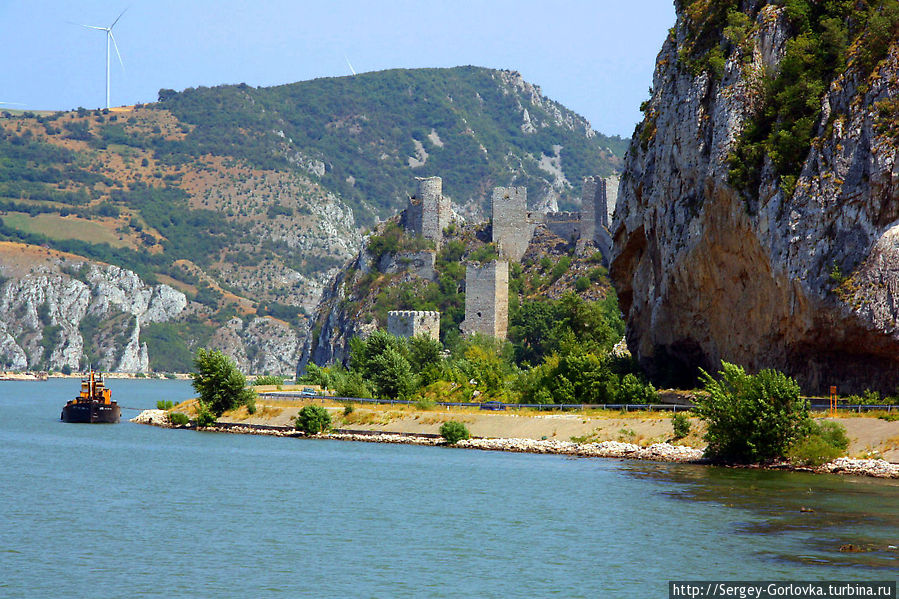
298, 237, 380, 371
0, 244, 305, 374
611, 3, 899, 393
0, 251, 187, 372
209, 315, 302, 376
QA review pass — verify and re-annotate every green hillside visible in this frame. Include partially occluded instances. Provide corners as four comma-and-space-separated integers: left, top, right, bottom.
156, 66, 623, 220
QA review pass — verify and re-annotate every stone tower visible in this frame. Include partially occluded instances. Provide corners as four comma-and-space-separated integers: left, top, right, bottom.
491, 186, 534, 263
461, 260, 509, 340
387, 311, 440, 341
406, 176, 452, 246
580, 176, 608, 244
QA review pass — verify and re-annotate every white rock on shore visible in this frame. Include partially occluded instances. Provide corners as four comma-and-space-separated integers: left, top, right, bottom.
130, 409, 170, 426
824, 457, 899, 479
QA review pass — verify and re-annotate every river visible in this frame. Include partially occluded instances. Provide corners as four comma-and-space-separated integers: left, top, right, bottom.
0, 379, 896, 597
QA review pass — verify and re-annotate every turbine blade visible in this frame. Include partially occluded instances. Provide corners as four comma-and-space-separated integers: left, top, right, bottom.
345, 55, 357, 76
109, 31, 124, 69
81, 24, 108, 30
110, 7, 128, 29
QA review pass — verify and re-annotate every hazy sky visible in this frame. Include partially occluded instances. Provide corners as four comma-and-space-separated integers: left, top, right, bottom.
1, 1, 676, 137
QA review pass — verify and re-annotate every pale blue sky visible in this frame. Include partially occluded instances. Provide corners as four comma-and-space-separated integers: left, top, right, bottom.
1, 1, 676, 137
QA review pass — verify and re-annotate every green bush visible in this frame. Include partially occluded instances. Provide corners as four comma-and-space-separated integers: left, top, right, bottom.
295, 405, 332, 435
156, 400, 174, 410
343, 403, 354, 416
439, 420, 470, 444
695, 362, 808, 463
253, 375, 284, 386
169, 412, 190, 426
671, 412, 691, 440
195, 403, 217, 427
788, 420, 849, 466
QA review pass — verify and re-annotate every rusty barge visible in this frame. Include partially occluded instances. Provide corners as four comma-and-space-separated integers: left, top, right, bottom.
60, 370, 120, 424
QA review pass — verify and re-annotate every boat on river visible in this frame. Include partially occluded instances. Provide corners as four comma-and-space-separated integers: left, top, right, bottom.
60, 370, 120, 423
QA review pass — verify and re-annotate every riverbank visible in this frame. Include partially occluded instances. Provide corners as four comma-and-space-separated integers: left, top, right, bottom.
213, 395, 899, 462
131, 408, 899, 478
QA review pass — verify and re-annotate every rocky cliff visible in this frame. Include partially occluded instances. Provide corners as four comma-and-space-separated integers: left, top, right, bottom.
611, 1, 899, 393
0, 243, 301, 374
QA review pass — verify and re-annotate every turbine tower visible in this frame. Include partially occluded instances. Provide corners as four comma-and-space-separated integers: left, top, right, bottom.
81, 9, 127, 109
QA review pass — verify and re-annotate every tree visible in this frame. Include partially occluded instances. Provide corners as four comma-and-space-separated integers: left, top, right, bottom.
295, 405, 331, 435
439, 420, 470, 444
695, 362, 807, 463
190, 348, 255, 417
369, 346, 415, 399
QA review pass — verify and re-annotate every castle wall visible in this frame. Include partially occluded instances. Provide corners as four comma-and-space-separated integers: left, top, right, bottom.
492, 186, 534, 262
580, 176, 608, 244
544, 211, 582, 242
387, 310, 440, 341
461, 260, 509, 340
394, 250, 437, 280
404, 201, 423, 237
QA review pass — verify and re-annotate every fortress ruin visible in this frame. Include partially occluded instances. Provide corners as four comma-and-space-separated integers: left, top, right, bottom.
492, 176, 616, 263
461, 260, 509, 340
395, 175, 616, 341
402, 176, 452, 247
387, 310, 441, 341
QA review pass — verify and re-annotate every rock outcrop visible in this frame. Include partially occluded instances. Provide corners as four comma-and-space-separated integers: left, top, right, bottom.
298, 237, 380, 370
611, 3, 899, 393
0, 249, 188, 372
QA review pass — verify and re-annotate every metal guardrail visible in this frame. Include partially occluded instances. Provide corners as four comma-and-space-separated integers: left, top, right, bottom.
262, 391, 899, 414
260, 392, 694, 412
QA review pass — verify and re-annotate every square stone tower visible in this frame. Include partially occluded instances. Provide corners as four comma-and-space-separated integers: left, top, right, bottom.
461, 260, 509, 340
407, 176, 451, 246
387, 311, 440, 341
492, 186, 534, 263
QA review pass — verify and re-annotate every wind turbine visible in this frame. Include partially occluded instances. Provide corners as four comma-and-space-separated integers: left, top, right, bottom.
344, 55, 357, 76
80, 9, 127, 109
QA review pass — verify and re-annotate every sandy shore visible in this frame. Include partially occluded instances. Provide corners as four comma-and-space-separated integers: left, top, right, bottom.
210, 396, 899, 463
131, 406, 899, 479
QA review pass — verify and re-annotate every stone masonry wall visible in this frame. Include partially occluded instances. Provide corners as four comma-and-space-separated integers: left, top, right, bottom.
416, 177, 451, 245
387, 310, 440, 341
461, 260, 509, 340
492, 186, 534, 262
580, 176, 608, 243
544, 211, 582, 242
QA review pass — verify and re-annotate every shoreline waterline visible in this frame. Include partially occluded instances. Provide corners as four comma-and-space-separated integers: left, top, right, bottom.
132, 409, 899, 478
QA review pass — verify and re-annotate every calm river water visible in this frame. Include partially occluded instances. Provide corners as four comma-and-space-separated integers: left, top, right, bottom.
0, 379, 896, 597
